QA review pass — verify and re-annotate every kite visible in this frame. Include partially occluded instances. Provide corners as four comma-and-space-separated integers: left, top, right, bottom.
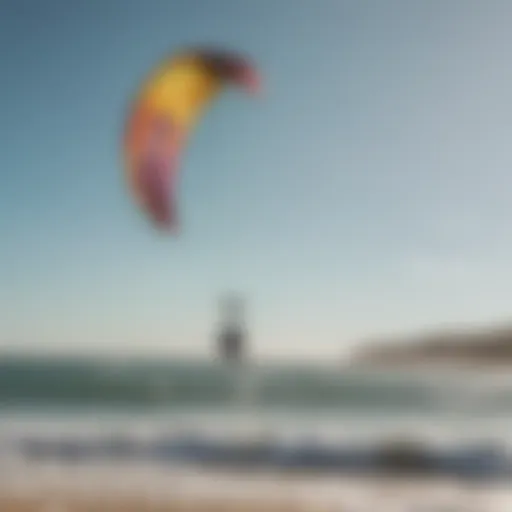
122, 47, 260, 232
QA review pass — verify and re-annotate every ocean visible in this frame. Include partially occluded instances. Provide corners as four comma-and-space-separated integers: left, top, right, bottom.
1, 355, 512, 446
1, 356, 512, 510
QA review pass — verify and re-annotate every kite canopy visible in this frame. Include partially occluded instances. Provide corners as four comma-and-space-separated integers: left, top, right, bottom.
123, 47, 260, 232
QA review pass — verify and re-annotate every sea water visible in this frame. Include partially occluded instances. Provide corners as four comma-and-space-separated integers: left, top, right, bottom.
1, 356, 512, 510
1, 355, 512, 451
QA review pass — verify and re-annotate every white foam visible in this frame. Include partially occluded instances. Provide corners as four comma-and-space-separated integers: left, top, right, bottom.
2, 409, 512, 449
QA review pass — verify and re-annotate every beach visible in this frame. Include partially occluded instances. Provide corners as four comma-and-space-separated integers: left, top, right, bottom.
1, 463, 512, 512
0, 497, 323, 512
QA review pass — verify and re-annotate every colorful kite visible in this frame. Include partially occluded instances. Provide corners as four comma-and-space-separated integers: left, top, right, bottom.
122, 47, 260, 232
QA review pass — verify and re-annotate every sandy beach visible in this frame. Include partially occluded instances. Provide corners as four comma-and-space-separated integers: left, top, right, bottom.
0, 497, 318, 512
0, 486, 510, 512
1, 462, 511, 512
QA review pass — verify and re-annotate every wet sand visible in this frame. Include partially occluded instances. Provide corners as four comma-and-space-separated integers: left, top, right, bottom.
0, 488, 508, 512
0, 463, 511, 511
0, 496, 316, 512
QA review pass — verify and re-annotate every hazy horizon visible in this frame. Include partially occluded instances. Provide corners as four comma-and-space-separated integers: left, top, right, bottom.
3, 0, 512, 360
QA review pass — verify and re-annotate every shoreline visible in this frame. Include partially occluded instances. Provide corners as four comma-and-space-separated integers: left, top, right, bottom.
0, 497, 339, 512
0, 464, 511, 511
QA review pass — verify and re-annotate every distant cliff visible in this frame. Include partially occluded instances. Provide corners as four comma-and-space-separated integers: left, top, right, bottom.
355, 323, 512, 366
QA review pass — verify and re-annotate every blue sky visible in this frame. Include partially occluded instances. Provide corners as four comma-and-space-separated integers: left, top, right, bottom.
2, 0, 512, 360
